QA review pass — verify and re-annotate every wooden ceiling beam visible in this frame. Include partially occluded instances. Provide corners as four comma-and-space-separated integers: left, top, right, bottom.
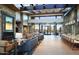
2, 4, 20, 12
30, 13, 63, 17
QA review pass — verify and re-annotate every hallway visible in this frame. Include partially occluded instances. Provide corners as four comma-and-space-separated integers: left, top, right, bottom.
33, 35, 79, 55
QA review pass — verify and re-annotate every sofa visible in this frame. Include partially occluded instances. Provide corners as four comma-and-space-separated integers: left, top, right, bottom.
0, 32, 44, 54
22, 37, 38, 52
16, 32, 44, 54
17, 37, 38, 54
38, 33, 44, 41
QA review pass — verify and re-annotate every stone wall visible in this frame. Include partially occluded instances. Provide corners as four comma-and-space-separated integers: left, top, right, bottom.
0, 11, 2, 40
76, 5, 79, 35
0, 5, 16, 40
63, 8, 76, 35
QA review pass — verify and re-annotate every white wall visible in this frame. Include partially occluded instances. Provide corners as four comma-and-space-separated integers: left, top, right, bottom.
16, 12, 20, 21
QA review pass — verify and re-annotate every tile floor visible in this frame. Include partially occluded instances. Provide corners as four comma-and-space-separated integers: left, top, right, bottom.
33, 35, 79, 55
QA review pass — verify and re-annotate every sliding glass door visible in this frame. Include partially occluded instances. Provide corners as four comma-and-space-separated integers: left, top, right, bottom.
35, 23, 55, 35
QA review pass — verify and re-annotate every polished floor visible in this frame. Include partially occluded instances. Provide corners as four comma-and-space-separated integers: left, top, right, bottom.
33, 35, 79, 55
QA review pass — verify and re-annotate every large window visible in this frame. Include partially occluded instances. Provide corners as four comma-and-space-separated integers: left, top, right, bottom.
35, 24, 39, 32
23, 14, 28, 21
23, 14, 28, 25
35, 17, 39, 20
40, 16, 56, 20
57, 24, 63, 30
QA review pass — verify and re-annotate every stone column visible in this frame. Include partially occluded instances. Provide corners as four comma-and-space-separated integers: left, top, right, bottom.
0, 11, 2, 40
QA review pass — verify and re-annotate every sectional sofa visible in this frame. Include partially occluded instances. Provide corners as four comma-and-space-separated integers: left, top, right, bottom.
16, 33, 44, 54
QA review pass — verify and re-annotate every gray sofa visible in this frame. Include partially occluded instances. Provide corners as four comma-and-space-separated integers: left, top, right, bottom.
17, 33, 44, 54
22, 37, 38, 52
38, 33, 44, 41
17, 36, 38, 54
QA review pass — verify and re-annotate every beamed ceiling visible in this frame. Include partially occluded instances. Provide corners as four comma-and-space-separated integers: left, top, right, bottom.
14, 4, 75, 16
3, 4, 20, 12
